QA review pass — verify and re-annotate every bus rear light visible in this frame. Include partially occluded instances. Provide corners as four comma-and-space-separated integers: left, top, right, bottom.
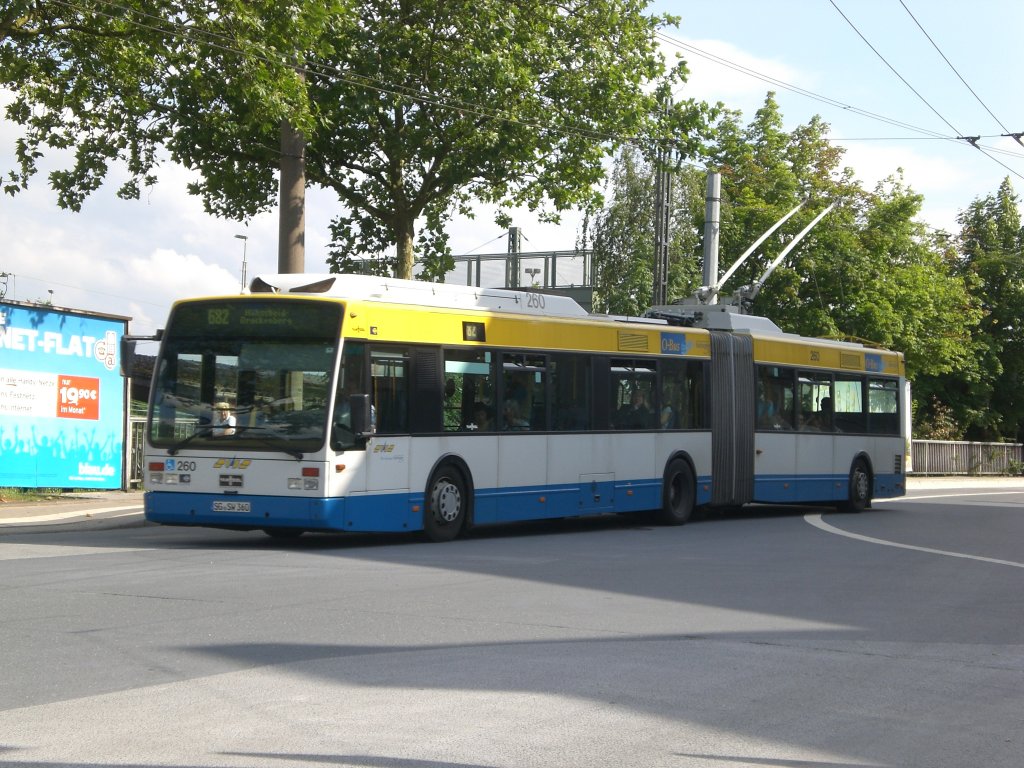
287, 477, 320, 490
150, 472, 163, 484
149, 462, 165, 471
301, 467, 320, 477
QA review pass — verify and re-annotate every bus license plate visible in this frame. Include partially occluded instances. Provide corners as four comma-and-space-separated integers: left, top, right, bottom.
212, 500, 251, 513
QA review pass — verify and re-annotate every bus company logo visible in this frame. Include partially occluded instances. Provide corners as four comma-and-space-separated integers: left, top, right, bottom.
214, 458, 252, 469
865, 354, 883, 373
660, 332, 690, 356
372, 443, 396, 454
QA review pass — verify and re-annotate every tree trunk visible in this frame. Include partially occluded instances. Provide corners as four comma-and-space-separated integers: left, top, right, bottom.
395, 215, 415, 279
278, 119, 305, 274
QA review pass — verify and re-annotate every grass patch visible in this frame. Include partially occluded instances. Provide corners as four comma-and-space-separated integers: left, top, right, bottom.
0, 488, 96, 504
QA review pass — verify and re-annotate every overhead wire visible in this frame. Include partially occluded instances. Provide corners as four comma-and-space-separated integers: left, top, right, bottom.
897, 0, 1012, 136
829, 0, 1024, 183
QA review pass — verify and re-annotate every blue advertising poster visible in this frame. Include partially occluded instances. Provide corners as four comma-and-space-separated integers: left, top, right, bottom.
0, 301, 127, 489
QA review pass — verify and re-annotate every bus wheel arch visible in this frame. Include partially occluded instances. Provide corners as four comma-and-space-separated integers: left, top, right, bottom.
658, 453, 697, 525
841, 454, 873, 513
423, 455, 474, 542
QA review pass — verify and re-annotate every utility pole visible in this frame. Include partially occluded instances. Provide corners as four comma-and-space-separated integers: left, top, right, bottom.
651, 97, 672, 307
506, 226, 522, 289
701, 172, 721, 303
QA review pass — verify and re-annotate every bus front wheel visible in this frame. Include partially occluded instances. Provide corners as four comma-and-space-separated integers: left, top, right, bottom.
841, 459, 871, 513
658, 458, 695, 525
424, 464, 468, 542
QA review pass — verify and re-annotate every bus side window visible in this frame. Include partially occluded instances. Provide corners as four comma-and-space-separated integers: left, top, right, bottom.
868, 378, 900, 435
551, 353, 591, 431
443, 348, 494, 432
798, 372, 833, 431
501, 353, 547, 431
756, 366, 795, 431
610, 359, 655, 430
834, 375, 865, 433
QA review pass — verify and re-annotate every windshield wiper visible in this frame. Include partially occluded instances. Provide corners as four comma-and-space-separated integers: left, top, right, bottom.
167, 425, 304, 460
167, 425, 214, 455
232, 425, 304, 460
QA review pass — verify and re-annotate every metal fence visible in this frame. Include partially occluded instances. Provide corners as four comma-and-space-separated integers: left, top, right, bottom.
128, 418, 146, 488
911, 440, 1023, 476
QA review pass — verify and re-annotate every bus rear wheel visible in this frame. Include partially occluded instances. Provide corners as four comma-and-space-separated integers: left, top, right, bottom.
658, 458, 695, 525
841, 459, 871, 513
424, 464, 468, 542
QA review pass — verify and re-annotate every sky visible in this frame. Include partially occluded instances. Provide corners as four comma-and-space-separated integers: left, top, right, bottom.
2, 0, 1022, 334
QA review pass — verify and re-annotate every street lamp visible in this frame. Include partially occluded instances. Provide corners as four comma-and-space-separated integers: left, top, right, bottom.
234, 234, 248, 293
525, 267, 540, 287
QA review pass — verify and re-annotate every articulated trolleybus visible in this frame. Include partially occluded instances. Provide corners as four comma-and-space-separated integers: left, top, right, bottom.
128, 273, 908, 541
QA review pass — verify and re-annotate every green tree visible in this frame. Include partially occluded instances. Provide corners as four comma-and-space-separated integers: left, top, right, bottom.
588, 92, 982, 438
955, 177, 1024, 440
2, 1, 715, 279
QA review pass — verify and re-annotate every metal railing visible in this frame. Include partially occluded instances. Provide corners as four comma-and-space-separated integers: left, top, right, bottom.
911, 440, 1023, 476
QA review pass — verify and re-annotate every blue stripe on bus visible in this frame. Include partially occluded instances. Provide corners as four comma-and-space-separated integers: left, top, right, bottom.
144, 472, 901, 534
753, 473, 905, 503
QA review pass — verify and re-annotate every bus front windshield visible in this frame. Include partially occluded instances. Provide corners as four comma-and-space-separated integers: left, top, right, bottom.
149, 299, 343, 455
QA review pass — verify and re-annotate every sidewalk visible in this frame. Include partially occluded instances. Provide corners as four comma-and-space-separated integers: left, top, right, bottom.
2, 476, 1023, 531
0, 489, 146, 530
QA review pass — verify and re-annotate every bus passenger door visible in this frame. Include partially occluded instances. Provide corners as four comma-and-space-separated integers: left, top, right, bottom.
365, 347, 415, 492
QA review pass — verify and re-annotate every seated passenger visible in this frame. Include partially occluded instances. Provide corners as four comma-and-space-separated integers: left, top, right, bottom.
502, 400, 529, 431
616, 389, 652, 430
469, 402, 492, 432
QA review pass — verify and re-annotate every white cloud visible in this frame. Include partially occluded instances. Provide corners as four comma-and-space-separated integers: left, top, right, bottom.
665, 37, 809, 115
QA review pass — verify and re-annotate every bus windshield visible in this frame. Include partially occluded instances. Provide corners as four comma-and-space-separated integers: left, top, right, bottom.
148, 299, 343, 455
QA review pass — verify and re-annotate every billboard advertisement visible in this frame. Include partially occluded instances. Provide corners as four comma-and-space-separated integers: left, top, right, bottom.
0, 301, 128, 489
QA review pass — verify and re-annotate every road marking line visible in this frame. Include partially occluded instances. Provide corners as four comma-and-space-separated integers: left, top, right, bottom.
0, 505, 143, 525
804, 513, 1024, 569
878, 490, 1024, 502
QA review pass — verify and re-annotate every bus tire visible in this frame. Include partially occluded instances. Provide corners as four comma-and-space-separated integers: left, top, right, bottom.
841, 459, 871, 513
658, 458, 695, 526
424, 463, 468, 542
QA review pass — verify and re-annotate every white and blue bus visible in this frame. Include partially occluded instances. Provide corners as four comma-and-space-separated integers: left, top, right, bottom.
125, 274, 908, 541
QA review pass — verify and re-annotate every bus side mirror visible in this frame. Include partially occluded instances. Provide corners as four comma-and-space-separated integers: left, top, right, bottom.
349, 394, 372, 437
120, 337, 137, 378
120, 330, 163, 378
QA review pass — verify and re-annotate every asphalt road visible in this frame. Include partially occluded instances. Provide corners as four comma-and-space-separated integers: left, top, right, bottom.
1, 483, 1022, 768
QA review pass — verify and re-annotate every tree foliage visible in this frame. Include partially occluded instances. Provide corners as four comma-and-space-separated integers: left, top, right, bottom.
953, 177, 1024, 440
1, 0, 716, 279
590, 93, 984, 438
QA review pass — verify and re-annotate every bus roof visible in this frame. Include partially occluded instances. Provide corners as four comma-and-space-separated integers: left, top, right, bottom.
250, 273, 590, 318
